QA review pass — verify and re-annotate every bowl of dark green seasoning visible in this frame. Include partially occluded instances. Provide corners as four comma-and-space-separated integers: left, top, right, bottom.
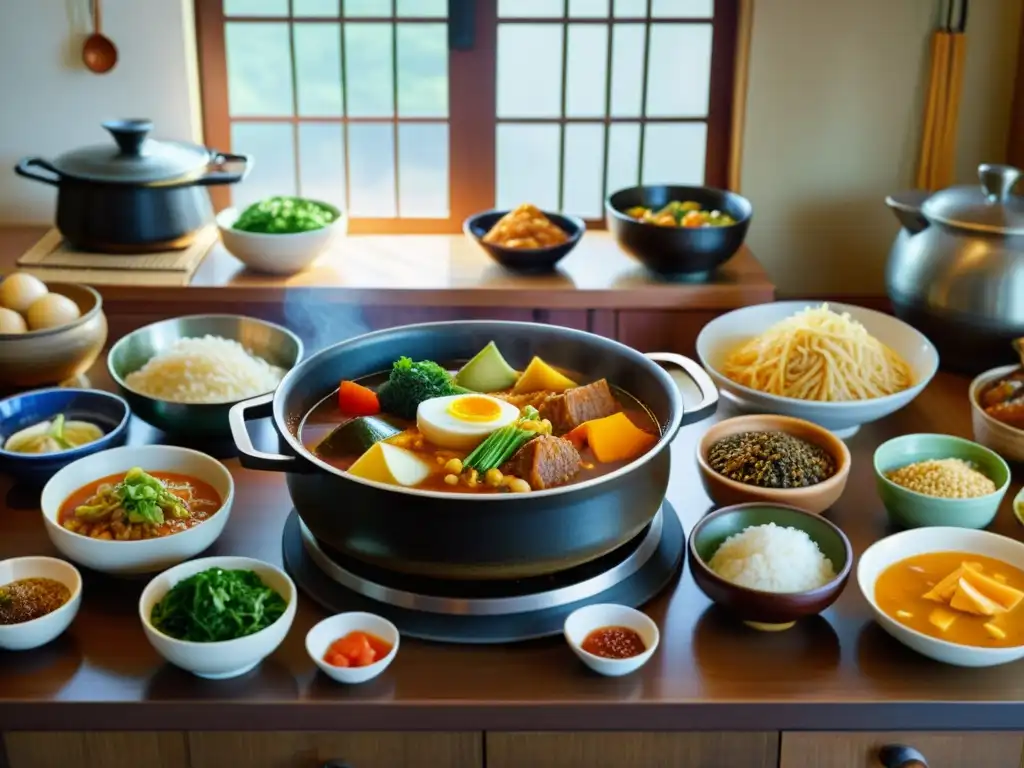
216, 196, 346, 275
696, 415, 851, 514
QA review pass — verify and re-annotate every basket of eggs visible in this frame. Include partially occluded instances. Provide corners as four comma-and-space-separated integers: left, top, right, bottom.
0, 272, 108, 389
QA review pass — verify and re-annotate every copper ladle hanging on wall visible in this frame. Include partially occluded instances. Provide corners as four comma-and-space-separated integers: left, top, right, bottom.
82, 0, 118, 74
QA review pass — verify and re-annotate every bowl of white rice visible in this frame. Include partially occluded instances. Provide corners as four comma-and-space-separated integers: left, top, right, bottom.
688, 503, 852, 631
108, 315, 303, 436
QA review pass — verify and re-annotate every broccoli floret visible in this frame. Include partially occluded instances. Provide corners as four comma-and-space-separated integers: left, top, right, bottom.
377, 357, 471, 420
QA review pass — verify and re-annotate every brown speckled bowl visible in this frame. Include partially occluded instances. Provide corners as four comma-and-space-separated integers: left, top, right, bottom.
696, 414, 851, 514
688, 503, 853, 631
0, 283, 107, 389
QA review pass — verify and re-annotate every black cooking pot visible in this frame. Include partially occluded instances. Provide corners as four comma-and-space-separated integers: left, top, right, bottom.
230, 321, 718, 580
15, 119, 251, 253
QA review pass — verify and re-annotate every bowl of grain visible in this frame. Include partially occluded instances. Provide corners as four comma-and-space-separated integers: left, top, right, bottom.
696, 414, 851, 514
688, 503, 853, 631
108, 315, 303, 436
873, 434, 1011, 530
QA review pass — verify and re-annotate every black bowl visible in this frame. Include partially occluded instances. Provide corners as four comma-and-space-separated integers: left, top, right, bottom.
605, 185, 752, 278
463, 209, 585, 272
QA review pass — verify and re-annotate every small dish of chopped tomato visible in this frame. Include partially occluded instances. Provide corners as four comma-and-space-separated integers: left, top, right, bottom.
323, 630, 393, 668
306, 611, 399, 684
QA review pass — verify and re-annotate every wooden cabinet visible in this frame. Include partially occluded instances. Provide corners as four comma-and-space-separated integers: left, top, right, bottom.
486, 732, 778, 768
7, 729, 1022, 768
779, 732, 1024, 768
187, 732, 482, 768
3, 732, 189, 768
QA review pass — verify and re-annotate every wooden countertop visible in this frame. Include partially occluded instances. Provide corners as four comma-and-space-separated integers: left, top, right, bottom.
0, 226, 774, 310
2, 365, 1024, 733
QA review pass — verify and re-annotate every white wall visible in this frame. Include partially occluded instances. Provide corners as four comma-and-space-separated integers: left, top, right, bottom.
0, 0, 200, 224
741, 0, 1023, 294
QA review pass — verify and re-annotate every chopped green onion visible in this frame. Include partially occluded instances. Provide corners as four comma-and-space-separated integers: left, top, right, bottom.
463, 406, 543, 472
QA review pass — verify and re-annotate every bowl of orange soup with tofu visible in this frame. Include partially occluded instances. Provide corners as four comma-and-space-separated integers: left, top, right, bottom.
858, 527, 1024, 667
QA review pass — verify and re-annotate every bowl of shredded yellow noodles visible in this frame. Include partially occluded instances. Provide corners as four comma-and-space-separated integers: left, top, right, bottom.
696, 302, 939, 437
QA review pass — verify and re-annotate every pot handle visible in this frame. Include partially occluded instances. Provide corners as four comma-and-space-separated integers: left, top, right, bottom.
14, 157, 62, 186
885, 191, 931, 235
229, 392, 303, 473
194, 151, 253, 187
645, 352, 718, 426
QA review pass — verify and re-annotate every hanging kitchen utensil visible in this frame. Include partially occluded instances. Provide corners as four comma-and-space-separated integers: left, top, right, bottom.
917, 1, 969, 190
82, 0, 117, 74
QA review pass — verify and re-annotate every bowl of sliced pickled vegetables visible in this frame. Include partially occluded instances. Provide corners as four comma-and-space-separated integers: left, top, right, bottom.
0, 388, 129, 484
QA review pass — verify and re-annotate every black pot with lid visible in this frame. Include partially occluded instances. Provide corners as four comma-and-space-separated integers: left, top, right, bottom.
15, 119, 252, 253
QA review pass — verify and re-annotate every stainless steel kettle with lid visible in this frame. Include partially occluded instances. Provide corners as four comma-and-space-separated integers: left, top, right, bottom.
886, 163, 1024, 373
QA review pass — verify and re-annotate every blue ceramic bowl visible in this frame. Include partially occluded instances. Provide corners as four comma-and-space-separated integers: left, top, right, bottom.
463, 209, 585, 272
0, 388, 130, 485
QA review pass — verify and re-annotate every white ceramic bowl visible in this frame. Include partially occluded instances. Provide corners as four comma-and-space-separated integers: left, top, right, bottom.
216, 206, 346, 275
696, 301, 939, 437
858, 527, 1024, 667
563, 603, 659, 677
40, 445, 234, 576
139, 555, 296, 679
970, 364, 1024, 463
306, 612, 400, 684
0, 556, 82, 651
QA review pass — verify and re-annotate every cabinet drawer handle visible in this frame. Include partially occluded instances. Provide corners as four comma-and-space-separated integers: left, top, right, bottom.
322, 762, 353, 768
879, 745, 928, 768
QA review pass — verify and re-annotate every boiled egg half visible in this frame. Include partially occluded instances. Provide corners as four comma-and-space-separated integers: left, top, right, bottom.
416, 393, 520, 450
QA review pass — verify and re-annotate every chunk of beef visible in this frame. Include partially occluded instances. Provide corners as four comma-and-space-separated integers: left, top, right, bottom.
502, 435, 581, 490
539, 378, 619, 434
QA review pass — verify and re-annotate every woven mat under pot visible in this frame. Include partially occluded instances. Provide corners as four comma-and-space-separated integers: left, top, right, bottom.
15, 226, 219, 286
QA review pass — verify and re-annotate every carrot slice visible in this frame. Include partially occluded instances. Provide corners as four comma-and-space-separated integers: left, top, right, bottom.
338, 380, 380, 416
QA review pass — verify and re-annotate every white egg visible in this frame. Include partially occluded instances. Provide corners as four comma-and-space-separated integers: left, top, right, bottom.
25, 292, 81, 331
416, 394, 520, 450
0, 272, 48, 313
0, 307, 27, 334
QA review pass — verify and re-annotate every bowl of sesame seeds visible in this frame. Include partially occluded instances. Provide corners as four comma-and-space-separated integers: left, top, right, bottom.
696, 414, 851, 514
874, 434, 1010, 530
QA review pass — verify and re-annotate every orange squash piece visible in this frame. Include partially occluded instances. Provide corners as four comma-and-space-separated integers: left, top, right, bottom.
572, 412, 657, 464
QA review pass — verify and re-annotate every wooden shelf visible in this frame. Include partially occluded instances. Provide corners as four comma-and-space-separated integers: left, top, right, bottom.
0, 226, 774, 311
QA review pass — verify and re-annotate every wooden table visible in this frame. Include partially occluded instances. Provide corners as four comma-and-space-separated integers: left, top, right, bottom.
0, 227, 775, 356
3, 365, 1024, 768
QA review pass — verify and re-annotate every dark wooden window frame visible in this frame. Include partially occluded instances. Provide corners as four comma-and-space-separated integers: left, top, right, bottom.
194, 0, 739, 234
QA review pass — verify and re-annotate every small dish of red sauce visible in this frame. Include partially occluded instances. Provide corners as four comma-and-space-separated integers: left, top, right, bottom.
564, 603, 659, 677
581, 625, 647, 659
323, 630, 394, 668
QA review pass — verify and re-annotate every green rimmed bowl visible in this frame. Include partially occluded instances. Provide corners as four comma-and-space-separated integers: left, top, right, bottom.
873, 433, 1011, 530
688, 503, 852, 632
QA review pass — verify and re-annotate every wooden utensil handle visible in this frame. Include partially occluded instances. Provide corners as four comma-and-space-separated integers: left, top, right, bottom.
93, 0, 102, 34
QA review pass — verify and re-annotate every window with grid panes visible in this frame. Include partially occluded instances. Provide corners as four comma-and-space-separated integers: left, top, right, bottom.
196, 0, 736, 233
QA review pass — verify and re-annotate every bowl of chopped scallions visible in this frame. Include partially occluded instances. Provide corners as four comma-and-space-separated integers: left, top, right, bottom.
139, 555, 296, 679
216, 196, 346, 276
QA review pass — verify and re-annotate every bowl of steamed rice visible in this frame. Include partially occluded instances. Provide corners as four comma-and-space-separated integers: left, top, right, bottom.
108, 315, 302, 436
688, 503, 852, 631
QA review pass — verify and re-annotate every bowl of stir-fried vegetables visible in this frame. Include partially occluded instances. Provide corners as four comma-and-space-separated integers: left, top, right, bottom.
606, 185, 752, 278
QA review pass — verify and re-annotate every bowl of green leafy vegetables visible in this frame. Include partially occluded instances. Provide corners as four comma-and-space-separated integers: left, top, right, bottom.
139, 555, 296, 679
216, 196, 346, 276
